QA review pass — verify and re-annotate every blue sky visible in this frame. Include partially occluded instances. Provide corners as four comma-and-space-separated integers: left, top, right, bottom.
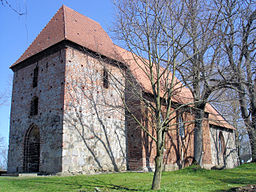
0, 0, 116, 147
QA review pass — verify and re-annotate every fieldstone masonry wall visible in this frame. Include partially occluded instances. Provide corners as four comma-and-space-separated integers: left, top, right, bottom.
8, 49, 65, 174
210, 126, 239, 168
62, 47, 127, 174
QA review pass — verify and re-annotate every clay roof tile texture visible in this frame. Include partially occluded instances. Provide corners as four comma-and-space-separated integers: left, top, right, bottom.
114, 45, 235, 130
63, 6, 123, 63
11, 6, 65, 67
11, 5, 123, 68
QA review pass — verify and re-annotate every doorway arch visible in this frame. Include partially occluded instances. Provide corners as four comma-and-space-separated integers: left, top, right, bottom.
23, 124, 40, 173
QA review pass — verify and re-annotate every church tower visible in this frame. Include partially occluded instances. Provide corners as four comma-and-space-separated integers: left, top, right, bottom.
8, 5, 127, 174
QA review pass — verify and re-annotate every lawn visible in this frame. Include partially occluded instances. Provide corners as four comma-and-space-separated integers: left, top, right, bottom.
0, 163, 255, 192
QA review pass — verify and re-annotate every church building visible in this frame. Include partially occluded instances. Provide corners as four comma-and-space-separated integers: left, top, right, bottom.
7, 5, 238, 175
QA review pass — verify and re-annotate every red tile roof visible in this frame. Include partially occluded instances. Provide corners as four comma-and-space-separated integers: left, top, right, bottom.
11, 5, 122, 68
11, 5, 235, 130
114, 46, 235, 130
11, 6, 65, 67
206, 103, 235, 130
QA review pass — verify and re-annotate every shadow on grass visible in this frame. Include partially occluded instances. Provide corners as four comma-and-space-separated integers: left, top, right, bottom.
175, 163, 256, 192
215, 185, 256, 192
6, 176, 140, 191
207, 170, 256, 192
93, 178, 140, 191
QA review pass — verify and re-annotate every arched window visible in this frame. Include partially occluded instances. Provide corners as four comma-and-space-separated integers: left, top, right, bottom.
103, 67, 109, 88
160, 113, 163, 123
218, 131, 225, 154
178, 113, 185, 139
23, 125, 40, 172
33, 66, 39, 88
30, 96, 38, 116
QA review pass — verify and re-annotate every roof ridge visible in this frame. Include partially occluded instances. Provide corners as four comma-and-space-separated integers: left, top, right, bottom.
62, 5, 67, 39
207, 103, 235, 129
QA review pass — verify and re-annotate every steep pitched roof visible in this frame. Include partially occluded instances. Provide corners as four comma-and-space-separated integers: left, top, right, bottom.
115, 45, 235, 130
206, 103, 235, 130
11, 5, 122, 68
11, 6, 65, 67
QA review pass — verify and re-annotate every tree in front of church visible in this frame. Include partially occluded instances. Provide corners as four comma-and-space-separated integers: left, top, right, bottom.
0, 136, 7, 170
113, 0, 199, 189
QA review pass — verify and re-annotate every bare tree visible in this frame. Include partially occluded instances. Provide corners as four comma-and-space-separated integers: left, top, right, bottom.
0, 76, 11, 170
0, 75, 12, 107
0, 136, 7, 170
218, 0, 256, 162
0, 92, 6, 106
171, 0, 235, 165
113, 0, 200, 189
0, 100, 7, 170
212, 89, 250, 165
0, 0, 26, 15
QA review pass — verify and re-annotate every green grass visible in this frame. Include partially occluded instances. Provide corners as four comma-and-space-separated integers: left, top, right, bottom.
0, 163, 255, 192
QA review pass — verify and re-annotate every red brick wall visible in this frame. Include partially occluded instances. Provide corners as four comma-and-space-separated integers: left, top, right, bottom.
126, 97, 212, 171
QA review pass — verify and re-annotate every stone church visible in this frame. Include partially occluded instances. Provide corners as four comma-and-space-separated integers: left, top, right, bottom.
7, 5, 238, 175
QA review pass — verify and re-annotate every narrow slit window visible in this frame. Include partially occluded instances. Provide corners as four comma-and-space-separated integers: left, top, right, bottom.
30, 97, 38, 116
178, 113, 185, 139
33, 67, 39, 88
103, 68, 109, 89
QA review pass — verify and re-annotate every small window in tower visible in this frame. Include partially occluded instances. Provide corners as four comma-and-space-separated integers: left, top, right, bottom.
33, 67, 39, 88
103, 67, 109, 89
178, 113, 185, 139
30, 96, 38, 116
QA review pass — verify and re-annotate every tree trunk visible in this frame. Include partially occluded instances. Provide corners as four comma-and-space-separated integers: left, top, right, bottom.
248, 128, 256, 162
193, 107, 205, 165
250, 108, 256, 162
152, 152, 163, 190
151, 129, 165, 190
235, 130, 242, 165
237, 84, 256, 162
